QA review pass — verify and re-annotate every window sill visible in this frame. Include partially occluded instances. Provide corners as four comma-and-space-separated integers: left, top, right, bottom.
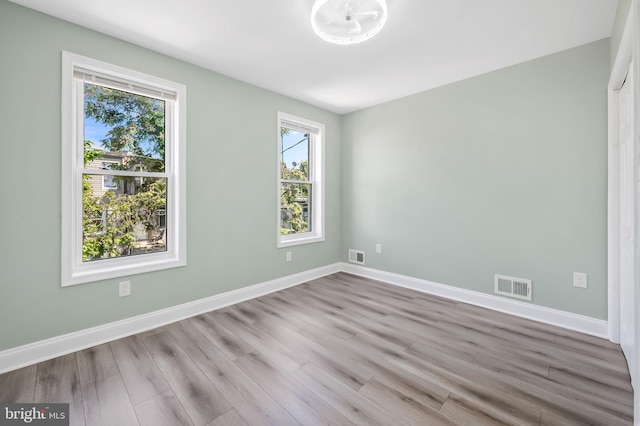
278, 233, 325, 248
62, 251, 186, 287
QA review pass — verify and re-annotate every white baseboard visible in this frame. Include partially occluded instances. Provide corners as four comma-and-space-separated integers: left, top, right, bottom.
0, 263, 341, 374
0, 261, 609, 374
341, 263, 608, 338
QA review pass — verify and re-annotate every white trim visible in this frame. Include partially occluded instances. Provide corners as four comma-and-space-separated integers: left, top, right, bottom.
629, 3, 640, 418
61, 51, 187, 286
0, 262, 614, 374
0, 263, 341, 374
277, 112, 325, 248
608, 5, 640, 414
608, 6, 635, 345
73, 67, 177, 101
607, 79, 622, 344
341, 263, 608, 338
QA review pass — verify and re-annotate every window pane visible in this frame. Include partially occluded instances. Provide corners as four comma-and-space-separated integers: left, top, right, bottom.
280, 128, 309, 181
84, 83, 166, 172
102, 174, 117, 190
82, 175, 167, 262
280, 182, 311, 235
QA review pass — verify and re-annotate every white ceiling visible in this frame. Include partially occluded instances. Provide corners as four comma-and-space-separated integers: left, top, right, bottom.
10, 0, 618, 114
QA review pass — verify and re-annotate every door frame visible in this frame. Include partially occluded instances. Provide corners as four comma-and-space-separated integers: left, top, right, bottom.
607, 0, 639, 416
608, 7, 633, 345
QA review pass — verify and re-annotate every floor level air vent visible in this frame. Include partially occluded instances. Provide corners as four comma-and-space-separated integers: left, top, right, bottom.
348, 249, 365, 265
494, 274, 531, 301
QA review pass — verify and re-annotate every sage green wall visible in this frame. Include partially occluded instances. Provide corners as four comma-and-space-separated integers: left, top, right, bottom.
0, 0, 342, 350
342, 39, 610, 319
0, 0, 617, 352
610, 0, 632, 66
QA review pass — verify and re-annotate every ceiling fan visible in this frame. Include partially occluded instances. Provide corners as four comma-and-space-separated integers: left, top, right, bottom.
311, 0, 388, 45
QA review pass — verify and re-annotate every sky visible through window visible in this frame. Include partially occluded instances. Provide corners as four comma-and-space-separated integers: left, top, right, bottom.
85, 116, 108, 147
282, 129, 309, 170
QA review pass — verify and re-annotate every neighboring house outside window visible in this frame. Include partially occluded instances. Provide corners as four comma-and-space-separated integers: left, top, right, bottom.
61, 52, 186, 286
277, 112, 324, 248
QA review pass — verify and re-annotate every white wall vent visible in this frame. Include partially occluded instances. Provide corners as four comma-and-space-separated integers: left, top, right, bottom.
494, 274, 532, 301
348, 249, 365, 265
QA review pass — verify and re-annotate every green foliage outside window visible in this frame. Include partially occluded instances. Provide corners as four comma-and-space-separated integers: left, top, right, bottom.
280, 160, 310, 235
81, 85, 167, 262
84, 84, 166, 164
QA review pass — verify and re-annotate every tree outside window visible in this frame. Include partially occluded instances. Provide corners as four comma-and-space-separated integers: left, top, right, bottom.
277, 112, 324, 248
280, 128, 311, 235
62, 52, 186, 286
81, 83, 167, 261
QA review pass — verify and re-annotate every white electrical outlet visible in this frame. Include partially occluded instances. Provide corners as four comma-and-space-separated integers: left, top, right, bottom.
573, 272, 587, 289
119, 280, 131, 297
375, 244, 382, 254
286, 251, 292, 262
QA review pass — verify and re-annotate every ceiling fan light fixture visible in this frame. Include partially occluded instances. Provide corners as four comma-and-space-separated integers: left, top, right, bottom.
311, 0, 388, 45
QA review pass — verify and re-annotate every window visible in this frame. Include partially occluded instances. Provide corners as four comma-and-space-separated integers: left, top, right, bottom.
101, 162, 118, 190
61, 52, 186, 286
277, 112, 324, 247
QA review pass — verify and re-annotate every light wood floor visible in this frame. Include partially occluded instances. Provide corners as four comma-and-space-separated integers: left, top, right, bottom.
0, 273, 633, 425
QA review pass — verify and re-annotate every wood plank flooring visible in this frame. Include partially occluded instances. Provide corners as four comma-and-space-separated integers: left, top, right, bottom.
0, 273, 633, 425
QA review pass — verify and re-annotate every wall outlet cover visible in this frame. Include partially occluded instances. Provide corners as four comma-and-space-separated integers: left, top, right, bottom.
573, 272, 587, 288
119, 280, 131, 297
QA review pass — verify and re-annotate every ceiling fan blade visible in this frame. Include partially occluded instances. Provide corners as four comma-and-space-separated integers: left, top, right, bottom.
354, 11, 380, 20
325, 10, 343, 25
325, 0, 350, 25
348, 18, 362, 35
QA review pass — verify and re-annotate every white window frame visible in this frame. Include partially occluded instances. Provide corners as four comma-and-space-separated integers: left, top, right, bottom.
61, 51, 187, 287
277, 112, 325, 248
101, 161, 119, 190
